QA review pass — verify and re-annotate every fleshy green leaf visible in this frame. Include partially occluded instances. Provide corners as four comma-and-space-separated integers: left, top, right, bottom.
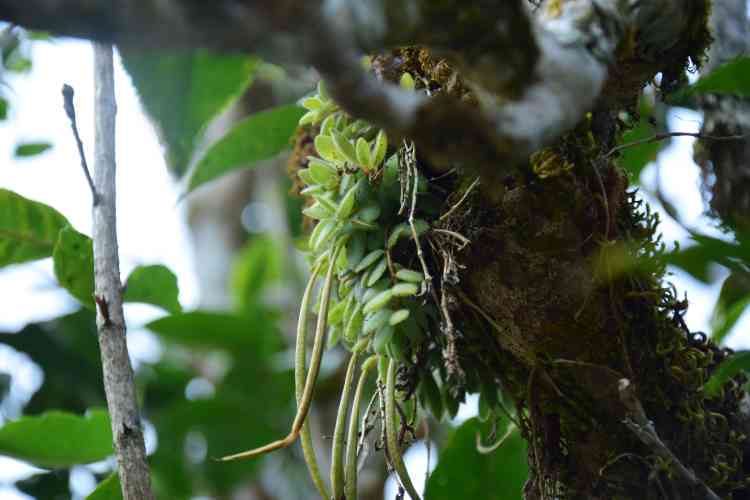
120, 49, 258, 176
0, 410, 112, 468
425, 417, 527, 500
670, 57, 750, 106
0, 189, 70, 267
86, 474, 122, 500
123, 264, 182, 313
704, 351, 750, 398
187, 105, 305, 192
14, 142, 52, 157
53, 226, 95, 308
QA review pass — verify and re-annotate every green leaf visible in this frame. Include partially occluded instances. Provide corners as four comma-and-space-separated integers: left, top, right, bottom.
86, 473, 122, 500
0, 189, 70, 268
123, 264, 182, 313
0, 97, 8, 120
704, 351, 750, 398
712, 296, 750, 345
231, 236, 283, 310
14, 142, 52, 157
670, 57, 750, 106
425, 417, 527, 500
187, 105, 305, 192
120, 49, 258, 176
0, 410, 112, 468
711, 271, 750, 345
146, 310, 280, 352
665, 234, 750, 283
53, 226, 95, 308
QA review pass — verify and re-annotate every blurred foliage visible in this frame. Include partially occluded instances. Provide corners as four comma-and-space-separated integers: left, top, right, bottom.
119, 49, 259, 176
230, 235, 284, 310
123, 265, 182, 314
14, 142, 52, 158
0, 410, 112, 468
618, 100, 662, 181
17, 469, 70, 500
186, 104, 305, 193
705, 350, 750, 397
52, 226, 95, 308
425, 417, 528, 500
86, 473, 122, 500
0, 189, 70, 268
670, 56, 750, 106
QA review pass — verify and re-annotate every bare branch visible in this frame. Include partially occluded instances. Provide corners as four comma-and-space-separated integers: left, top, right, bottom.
605, 131, 750, 158
92, 43, 154, 500
2, 0, 707, 167
618, 379, 720, 500
61, 84, 98, 205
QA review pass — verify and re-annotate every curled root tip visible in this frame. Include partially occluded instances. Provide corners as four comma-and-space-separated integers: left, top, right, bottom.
219, 434, 297, 462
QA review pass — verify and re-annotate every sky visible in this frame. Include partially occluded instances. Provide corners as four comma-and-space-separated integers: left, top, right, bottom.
0, 36, 749, 500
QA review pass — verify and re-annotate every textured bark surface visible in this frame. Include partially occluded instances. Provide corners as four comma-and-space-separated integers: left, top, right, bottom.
92, 43, 154, 500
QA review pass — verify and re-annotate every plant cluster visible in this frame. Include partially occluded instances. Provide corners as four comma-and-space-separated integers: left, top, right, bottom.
223, 76, 444, 500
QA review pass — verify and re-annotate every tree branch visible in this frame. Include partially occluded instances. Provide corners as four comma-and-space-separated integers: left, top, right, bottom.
618, 379, 721, 500
92, 43, 154, 500
0, 0, 706, 164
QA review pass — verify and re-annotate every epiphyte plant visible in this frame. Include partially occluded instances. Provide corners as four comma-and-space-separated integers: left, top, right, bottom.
221, 76, 435, 500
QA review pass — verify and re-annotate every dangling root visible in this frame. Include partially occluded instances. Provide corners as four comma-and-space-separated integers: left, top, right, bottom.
220, 246, 341, 462
345, 355, 378, 500
331, 348, 361, 499
296, 265, 330, 499
384, 359, 422, 500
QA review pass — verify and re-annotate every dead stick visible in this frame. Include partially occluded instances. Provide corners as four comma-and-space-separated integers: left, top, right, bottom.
92, 43, 154, 500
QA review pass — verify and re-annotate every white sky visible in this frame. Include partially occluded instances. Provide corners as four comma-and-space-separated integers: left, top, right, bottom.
0, 37, 749, 499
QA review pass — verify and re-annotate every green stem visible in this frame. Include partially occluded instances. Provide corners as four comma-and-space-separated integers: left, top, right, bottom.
331, 350, 360, 499
385, 359, 421, 500
296, 265, 330, 499
345, 355, 378, 500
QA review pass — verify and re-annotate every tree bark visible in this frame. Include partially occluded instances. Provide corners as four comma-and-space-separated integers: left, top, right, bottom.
92, 43, 154, 500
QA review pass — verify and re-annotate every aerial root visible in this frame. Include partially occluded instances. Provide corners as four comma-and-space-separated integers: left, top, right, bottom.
384, 359, 422, 500
344, 355, 378, 500
220, 246, 341, 463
